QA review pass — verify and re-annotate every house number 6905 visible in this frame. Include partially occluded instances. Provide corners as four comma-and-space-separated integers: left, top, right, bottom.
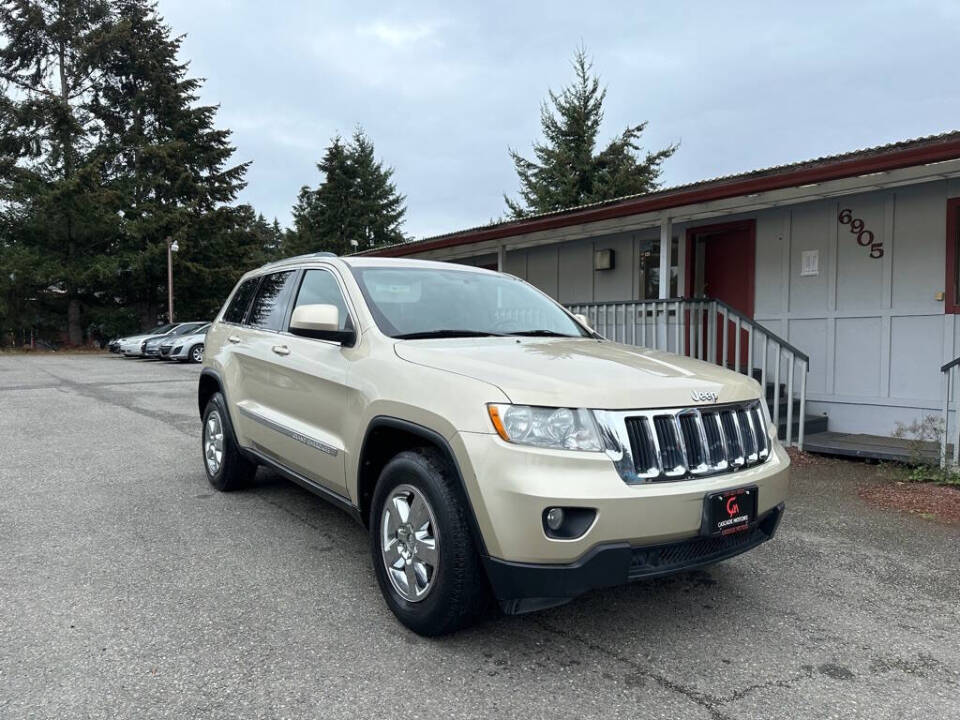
838, 208, 884, 259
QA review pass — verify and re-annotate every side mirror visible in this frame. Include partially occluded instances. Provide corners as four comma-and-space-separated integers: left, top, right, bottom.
290, 304, 355, 346
573, 313, 591, 330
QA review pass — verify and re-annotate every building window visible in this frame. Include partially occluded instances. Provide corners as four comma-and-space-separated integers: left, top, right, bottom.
638, 237, 678, 300
948, 198, 960, 314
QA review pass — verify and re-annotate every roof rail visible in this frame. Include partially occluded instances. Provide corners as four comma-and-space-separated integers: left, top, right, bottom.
258, 251, 338, 269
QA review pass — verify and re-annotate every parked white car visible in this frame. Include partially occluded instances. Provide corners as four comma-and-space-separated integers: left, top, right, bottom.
117, 324, 178, 356
120, 321, 206, 357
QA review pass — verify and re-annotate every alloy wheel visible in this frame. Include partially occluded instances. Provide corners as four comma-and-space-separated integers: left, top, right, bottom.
380, 484, 439, 602
191, 345, 204, 363
204, 410, 224, 475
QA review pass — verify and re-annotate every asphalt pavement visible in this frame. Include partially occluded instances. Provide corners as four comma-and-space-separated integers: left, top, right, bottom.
1, 354, 958, 719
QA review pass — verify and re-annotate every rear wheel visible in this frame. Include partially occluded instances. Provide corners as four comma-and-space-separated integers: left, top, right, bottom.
202, 392, 256, 491
370, 448, 491, 636
189, 344, 204, 363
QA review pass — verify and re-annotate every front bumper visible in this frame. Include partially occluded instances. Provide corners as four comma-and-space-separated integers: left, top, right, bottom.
485, 503, 784, 614
451, 428, 790, 608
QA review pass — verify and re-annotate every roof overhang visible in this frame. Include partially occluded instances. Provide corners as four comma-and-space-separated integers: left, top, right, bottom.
366, 133, 960, 259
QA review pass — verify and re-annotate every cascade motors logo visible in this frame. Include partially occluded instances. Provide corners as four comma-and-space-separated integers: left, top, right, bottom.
691, 389, 719, 403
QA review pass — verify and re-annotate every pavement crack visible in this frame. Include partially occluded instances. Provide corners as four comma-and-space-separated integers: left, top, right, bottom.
714, 667, 816, 706
31, 365, 198, 439
532, 619, 727, 718
533, 618, 820, 718
257, 493, 326, 532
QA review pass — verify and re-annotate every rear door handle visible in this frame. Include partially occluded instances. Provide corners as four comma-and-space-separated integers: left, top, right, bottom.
272, 345, 290, 356
227, 335, 241, 344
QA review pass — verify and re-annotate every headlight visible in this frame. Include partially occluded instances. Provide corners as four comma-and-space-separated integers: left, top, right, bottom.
487, 404, 602, 452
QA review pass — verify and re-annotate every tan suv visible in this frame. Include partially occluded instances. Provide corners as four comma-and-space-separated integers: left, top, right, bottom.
198, 253, 789, 635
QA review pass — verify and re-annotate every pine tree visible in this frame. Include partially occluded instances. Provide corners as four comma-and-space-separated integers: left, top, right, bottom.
505, 48, 677, 219
0, 0, 116, 344
171, 204, 278, 321
288, 128, 406, 256
92, 0, 249, 327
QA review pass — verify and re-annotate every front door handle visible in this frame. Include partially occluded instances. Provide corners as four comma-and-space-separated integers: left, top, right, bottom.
272, 345, 290, 356
227, 335, 241, 344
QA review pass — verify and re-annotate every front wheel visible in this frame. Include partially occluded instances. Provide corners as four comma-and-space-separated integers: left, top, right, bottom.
370, 448, 491, 636
189, 344, 204, 363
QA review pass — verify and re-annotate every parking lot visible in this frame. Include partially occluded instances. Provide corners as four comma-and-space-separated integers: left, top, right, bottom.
2, 354, 959, 719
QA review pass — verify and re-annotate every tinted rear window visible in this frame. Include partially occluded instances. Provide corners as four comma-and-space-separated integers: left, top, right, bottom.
247, 271, 297, 330
223, 278, 259, 324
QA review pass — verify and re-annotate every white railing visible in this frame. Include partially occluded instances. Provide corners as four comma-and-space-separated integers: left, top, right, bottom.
941, 357, 960, 468
568, 298, 810, 450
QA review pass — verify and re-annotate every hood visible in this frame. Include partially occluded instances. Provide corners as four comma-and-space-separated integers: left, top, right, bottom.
394, 337, 761, 410
121, 333, 157, 344
174, 332, 205, 343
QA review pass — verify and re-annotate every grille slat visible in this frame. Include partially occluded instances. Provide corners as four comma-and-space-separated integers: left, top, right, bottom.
653, 416, 685, 475
622, 401, 769, 482
626, 416, 659, 476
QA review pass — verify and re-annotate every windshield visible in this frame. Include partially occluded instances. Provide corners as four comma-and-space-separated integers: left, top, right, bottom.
350, 266, 587, 339
151, 323, 176, 334
172, 322, 205, 336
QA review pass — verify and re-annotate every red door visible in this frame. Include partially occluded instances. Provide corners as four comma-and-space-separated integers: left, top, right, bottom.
690, 221, 755, 369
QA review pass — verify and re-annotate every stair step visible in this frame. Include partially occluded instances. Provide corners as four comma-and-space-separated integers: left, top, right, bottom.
775, 414, 828, 437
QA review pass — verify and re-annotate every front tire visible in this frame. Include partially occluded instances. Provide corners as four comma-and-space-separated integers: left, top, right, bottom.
370, 448, 491, 636
189, 344, 204, 363
201, 392, 256, 491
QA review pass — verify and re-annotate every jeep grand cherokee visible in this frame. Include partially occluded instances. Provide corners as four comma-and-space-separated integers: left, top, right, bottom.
197, 253, 789, 635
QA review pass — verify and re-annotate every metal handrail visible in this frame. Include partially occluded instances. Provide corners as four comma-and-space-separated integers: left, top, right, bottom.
580, 297, 811, 363
567, 297, 810, 450
941, 356, 960, 373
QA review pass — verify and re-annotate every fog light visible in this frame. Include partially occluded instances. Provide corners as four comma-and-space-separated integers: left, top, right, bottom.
545, 507, 564, 531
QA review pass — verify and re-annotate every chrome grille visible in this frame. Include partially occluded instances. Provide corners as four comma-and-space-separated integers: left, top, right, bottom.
598, 400, 771, 484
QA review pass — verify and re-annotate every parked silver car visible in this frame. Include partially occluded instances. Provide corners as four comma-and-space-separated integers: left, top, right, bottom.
159, 323, 210, 363
118, 323, 179, 356
121, 321, 206, 357
142, 321, 206, 358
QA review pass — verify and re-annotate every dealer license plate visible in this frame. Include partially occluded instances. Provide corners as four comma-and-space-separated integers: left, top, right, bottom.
703, 486, 757, 536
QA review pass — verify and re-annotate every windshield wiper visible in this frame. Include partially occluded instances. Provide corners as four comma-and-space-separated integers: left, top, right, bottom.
394, 330, 506, 340
507, 330, 576, 337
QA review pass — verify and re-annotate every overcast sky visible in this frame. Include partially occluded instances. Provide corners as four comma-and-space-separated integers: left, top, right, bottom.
157, 0, 959, 239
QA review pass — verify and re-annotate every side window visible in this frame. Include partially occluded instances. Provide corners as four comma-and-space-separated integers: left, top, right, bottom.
222, 278, 259, 324
247, 270, 297, 330
291, 269, 352, 331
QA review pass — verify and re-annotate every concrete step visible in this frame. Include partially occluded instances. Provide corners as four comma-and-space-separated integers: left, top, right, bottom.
776, 413, 828, 438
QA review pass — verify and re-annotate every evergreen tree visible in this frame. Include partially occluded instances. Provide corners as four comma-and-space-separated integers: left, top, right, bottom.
505, 48, 677, 218
171, 204, 279, 321
92, 0, 249, 327
0, 0, 256, 341
288, 128, 405, 256
0, 0, 116, 343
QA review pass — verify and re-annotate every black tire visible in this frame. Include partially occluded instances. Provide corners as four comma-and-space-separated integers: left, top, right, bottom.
201, 392, 257, 491
370, 448, 492, 636
189, 344, 204, 364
